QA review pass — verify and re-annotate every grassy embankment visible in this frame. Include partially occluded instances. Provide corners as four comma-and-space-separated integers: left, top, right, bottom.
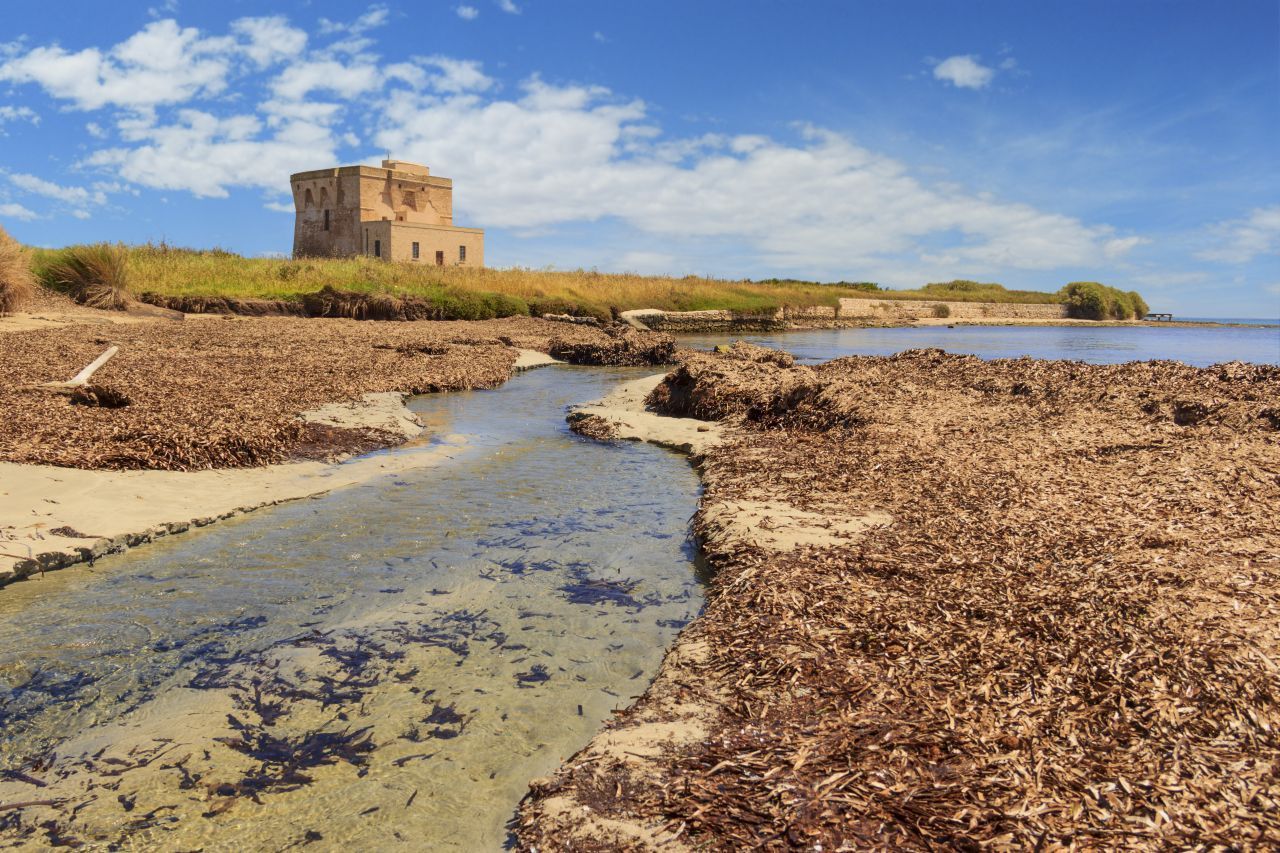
21, 242, 1148, 321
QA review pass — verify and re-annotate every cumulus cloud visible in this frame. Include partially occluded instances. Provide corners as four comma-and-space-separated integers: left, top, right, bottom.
933, 54, 996, 90
0, 202, 38, 221
232, 16, 308, 68
1196, 206, 1280, 264
319, 5, 390, 36
8, 172, 107, 207
372, 83, 1136, 278
0, 105, 38, 126
0, 17, 310, 110
0, 20, 232, 110
496, 0, 521, 14
85, 109, 339, 198
0, 16, 1137, 277
270, 59, 382, 101
456, 5, 479, 20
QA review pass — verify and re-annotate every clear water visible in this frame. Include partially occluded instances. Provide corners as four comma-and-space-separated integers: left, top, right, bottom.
0, 366, 702, 850
677, 323, 1280, 367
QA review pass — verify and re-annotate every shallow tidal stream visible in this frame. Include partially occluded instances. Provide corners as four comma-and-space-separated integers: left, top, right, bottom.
0, 365, 704, 850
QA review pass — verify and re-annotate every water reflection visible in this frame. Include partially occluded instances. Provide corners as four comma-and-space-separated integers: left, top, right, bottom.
679, 323, 1279, 366
0, 365, 702, 850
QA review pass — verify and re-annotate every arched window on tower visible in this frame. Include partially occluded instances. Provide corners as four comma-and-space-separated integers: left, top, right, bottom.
303, 188, 315, 208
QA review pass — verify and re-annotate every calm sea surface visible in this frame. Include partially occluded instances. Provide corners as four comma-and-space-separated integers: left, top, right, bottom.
678, 323, 1279, 367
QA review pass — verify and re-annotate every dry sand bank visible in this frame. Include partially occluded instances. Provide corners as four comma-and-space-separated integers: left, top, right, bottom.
518, 343, 1280, 849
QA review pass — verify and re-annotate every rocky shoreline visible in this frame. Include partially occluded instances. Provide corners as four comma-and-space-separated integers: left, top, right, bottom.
518, 343, 1280, 849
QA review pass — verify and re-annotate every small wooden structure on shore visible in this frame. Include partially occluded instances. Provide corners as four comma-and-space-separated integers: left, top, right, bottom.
1143, 312, 1173, 322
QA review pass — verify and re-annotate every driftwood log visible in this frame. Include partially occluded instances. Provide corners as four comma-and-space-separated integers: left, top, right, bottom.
44, 345, 118, 392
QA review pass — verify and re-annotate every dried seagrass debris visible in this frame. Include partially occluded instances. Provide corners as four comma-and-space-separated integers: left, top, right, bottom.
566, 413, 619, 440
67, 384, 130, 409
518, 347, 1280, 850
0, 316, 618, 470
549, 325, 677, 366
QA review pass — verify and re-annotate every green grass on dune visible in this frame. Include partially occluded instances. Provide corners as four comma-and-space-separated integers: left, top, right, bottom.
31, 243, 1144, 320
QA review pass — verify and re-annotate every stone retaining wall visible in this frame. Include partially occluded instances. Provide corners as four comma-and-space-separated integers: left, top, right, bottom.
836, 298, 1069, 320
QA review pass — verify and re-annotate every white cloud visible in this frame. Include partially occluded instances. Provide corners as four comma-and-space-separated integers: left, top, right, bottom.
232, 17, 308, 68
270, 59, 381, 101
456, 5, 479, 20
372, 82, 1136, 280
2, 16, 1135, 282
0, 202, 38, 221
932, 55, 996, 90
85, 108, 338, 198
416, 56, 494, 93
1103, 235, 1148, 258
1196, 206, 1280, 263
0, 105, 38, 126
593, 31, 608, 44
0, 20, 234, 110
0, 17, 312, 111
8, 172, 107, 207
496, 0, 521, 14
319, 5, 390, 36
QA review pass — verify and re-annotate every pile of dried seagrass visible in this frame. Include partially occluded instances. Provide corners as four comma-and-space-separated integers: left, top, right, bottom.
518, 345, 1280, 850
549, 325, 677, 366
0, 316, 611, 470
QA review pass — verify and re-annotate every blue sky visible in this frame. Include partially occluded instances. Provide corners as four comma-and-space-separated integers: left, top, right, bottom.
1, 0, 1277, 316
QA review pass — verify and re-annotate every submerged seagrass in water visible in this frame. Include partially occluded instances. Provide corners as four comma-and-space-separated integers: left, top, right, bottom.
0, 366, 703, 849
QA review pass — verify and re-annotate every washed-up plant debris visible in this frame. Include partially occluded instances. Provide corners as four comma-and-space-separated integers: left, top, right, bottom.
0, 315, 623, 470
518, 346, 1280, 849
549, 325, 677, 366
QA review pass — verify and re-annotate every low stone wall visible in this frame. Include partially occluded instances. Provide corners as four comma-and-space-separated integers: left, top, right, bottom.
837, 298, 1069, 321
620, 300, 1069, 332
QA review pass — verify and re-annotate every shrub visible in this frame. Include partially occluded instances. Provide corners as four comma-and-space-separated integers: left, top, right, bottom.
0, 226, 35, 315
1059, 281, 1148, 320
923, 279, 990, 294
931, 303, 952, 318
483, 292, 530, 318
40, 243, 133, 310
526, 296, 608, 322
1128, 290, 1150, 318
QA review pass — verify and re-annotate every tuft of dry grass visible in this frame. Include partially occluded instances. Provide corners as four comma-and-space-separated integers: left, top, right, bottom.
0, 226, 35, 315
38, 243, 134, 310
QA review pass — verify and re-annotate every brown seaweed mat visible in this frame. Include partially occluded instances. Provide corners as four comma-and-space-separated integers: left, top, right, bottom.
518, 345, 1279, 850
0, 317, 615, 470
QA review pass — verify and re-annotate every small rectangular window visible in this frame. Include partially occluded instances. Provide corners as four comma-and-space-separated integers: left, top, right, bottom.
459, 245, 466, 263
435, 250, 444, 266
323, 209, 330, 231
374, 239, 381, 258
412, 242, 420, 260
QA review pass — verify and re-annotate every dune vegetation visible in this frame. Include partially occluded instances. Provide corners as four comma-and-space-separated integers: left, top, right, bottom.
25, 242, 1149, 322
0, 226, 35, 315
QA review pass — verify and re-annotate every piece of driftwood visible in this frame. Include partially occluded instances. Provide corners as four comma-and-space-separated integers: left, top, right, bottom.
45, 345, 117, 391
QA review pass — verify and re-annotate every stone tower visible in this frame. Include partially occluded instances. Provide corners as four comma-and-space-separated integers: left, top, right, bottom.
290, 160, 484, 266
